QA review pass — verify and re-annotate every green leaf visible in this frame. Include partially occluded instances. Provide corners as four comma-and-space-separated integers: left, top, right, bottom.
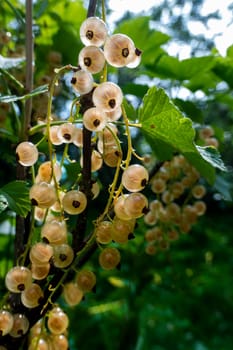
0, 194, 8, 214
155, 55, 216, 81
214, 175, 233, 202
0, 54, 25, 69
0, 181, 31, 217
139, 87, 226, 184
0, 84, 48, 103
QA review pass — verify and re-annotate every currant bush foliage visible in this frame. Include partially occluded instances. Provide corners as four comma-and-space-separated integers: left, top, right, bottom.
0, 0, 232, 349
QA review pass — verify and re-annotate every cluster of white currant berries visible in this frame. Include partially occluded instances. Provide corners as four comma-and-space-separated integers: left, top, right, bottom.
2, 15, 146, 348
28, 306, 69, 350
143, 154, 207, 255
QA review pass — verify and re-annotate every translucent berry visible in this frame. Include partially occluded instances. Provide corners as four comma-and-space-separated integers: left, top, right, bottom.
192, 184, 206, 199
79, 16, 108, 47
76, 270, 96, 293
78, 46, 105, 74
104, 34, 135, 67
50, 334, 69, 350
37, 161, 62, 183
103, 146, 122, 167
112, 217, 135, 244
151, 178, 166, 194
57, 123, 75, 143
62, 190, 87, 215
80, 149, 103, 172
16, 141, 38, 167
72, 127, 83, 147
47, 307, 69, 335
122, 164, 149, 192
5, 266, 32, 293
21, 283, 44, 308
124, 192, 149, 219
49, 125, 63, 146
29, 242, 53, 265
145, 243, 157, 255
113, 194, 132, 220
31, 263, 50, 280
41, 220, 67, 245
71, 69, 94, 95
28, 337, 50, 350
99, 247, 121, 270
95, 221, 113, 244
0, 310, 14, 336
82, 107, 107, 132
92, 82, 123, 112
53, 243, 74, 268
193, 200, 207, 215
9, 313, 29, 338
63, 282, 84, 306
29, 182, 57, 209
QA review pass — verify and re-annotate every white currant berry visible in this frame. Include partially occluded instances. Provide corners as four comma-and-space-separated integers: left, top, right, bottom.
47, 307, 69, 335
103, 146, 122, 168
62, 190, 87, 215
9, 313, 29, 338
104, 34, 136, 67
145, 243, 157, 255
91, 180, 100, 199
122, 164, 149, 192
99, 247, 121, 270
95, 220, 113, 244
72, 127, 83, 147
71, 69, 93, 95
126, 48, 142, 68
57, 123, 75, 143
50, 334, 69, 350
191, 184, 206, 199
76, 270, 96, 293
124, 192, 149, 219
37, 161, 62, 183
30, 182, 57, 209
5, 266, 32, 293
80, 149, 103, 172
80, 16, 108, 47
31, 263, 50, 280
34, 207, 46, 222
105, 106, 122, 121
151, 178, 166, 194
49, 125, 63, 146
113, 194, 132, 220
92, 82, 123, 112
16, 141, 39, 167
63, 282, 84, 306
82, 107, 107, 132
41, 220, 67, 245
0, 310, 14, 336
78, 46, 105, 74
29, 242, 53, 265
112, 217, 135, 244
193, 200, 207, 215
53, 243, 74, 268
28, 337, 50, 350
21, 283, 44, 308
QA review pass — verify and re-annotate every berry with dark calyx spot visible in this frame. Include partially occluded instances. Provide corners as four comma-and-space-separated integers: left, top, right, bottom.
92, 82, 123, 112
80, 17, 108, 47
5, 266, 32, 293
62, 190, 87, 215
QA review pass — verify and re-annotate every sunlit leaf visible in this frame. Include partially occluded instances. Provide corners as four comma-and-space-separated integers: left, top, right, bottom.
0, 181, 30, 217
139, 87, 226, 183
0, 194, 8, 214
